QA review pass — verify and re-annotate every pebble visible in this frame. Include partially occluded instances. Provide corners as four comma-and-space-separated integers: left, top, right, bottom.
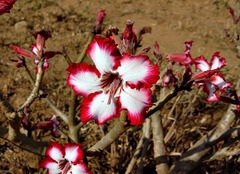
14, 21, 28, 33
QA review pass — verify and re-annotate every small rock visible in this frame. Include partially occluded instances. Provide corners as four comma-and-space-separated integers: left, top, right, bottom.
14, 21, 28, 33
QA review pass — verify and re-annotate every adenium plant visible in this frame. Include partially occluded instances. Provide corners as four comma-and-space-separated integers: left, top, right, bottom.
2, 4, 240, 174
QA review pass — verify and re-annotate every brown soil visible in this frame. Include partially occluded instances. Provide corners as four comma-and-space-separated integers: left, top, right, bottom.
1, 0, 240, 173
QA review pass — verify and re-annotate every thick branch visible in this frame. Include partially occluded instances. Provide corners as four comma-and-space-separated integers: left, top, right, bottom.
1, 124, 49, 156
151, 111, 169, 174
88, 87, 180, 152
88, 112, 127, 152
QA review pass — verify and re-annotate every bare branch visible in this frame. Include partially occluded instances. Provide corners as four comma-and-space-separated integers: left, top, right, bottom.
169, 81, 240, 173
151, 111, 169, 174
87, 112, 127, 152
19, 59, 44, 111
23, 61, 68, 123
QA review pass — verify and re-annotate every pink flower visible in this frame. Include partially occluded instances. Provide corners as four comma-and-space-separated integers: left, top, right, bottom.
166, 41, 193, 66
40, 142, 91, 174
0, 0, 16, 15
192, 52, 231, 102
67, 36, 159, 125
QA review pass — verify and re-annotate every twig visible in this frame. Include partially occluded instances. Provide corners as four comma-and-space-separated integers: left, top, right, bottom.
62, 46, 72, 65
0, 132, 48, 156
43, 97, 68, 123
23, 62, 68, 123
163, 93, 182, 127
19, 59, 44, 111
76, 35, 93, 63
68, 91, 79, 143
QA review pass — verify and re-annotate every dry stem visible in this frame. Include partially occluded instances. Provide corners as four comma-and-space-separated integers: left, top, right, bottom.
19, 59, 44, 111
169, 81, 240, 173
151, 110, 169, 174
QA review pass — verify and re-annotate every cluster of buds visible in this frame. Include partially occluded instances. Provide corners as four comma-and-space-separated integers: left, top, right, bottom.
10, 29, 61, 72
108, 20, 151, 54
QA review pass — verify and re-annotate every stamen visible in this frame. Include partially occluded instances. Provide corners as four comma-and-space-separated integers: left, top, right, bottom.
100, 72, 122, 104
59, 159, 71, 174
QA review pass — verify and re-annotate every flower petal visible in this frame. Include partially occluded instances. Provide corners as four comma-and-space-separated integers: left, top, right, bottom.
194, 56, 210, 71
10, 45, 36, 59
71, 163, 91, 174
191, 69, 219, 81
80, 91, 119, 124
40, 158, 61, 174
46, 142, 64, 162
203, 82, 219, 102
117, 54, 159, 88
87, 36, 121, 74
67, 63, 101, 97
207, 74, 231, 89
210, 52, 226, 70
119, 86, 152, 125
166, 52, 192, 65
64, 144, 83, 164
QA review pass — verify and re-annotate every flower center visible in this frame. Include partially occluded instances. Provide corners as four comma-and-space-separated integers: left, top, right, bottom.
59, 159, 71, 174
101, 72, 122, 104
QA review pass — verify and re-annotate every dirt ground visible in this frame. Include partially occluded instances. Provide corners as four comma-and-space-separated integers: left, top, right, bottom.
1, 0, 240, 173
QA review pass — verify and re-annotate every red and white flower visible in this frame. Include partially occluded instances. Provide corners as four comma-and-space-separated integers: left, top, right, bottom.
40, 142, 91, 174
192, 52, 231, 102
166, 41, 193, 66
67, 36, 159, 125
